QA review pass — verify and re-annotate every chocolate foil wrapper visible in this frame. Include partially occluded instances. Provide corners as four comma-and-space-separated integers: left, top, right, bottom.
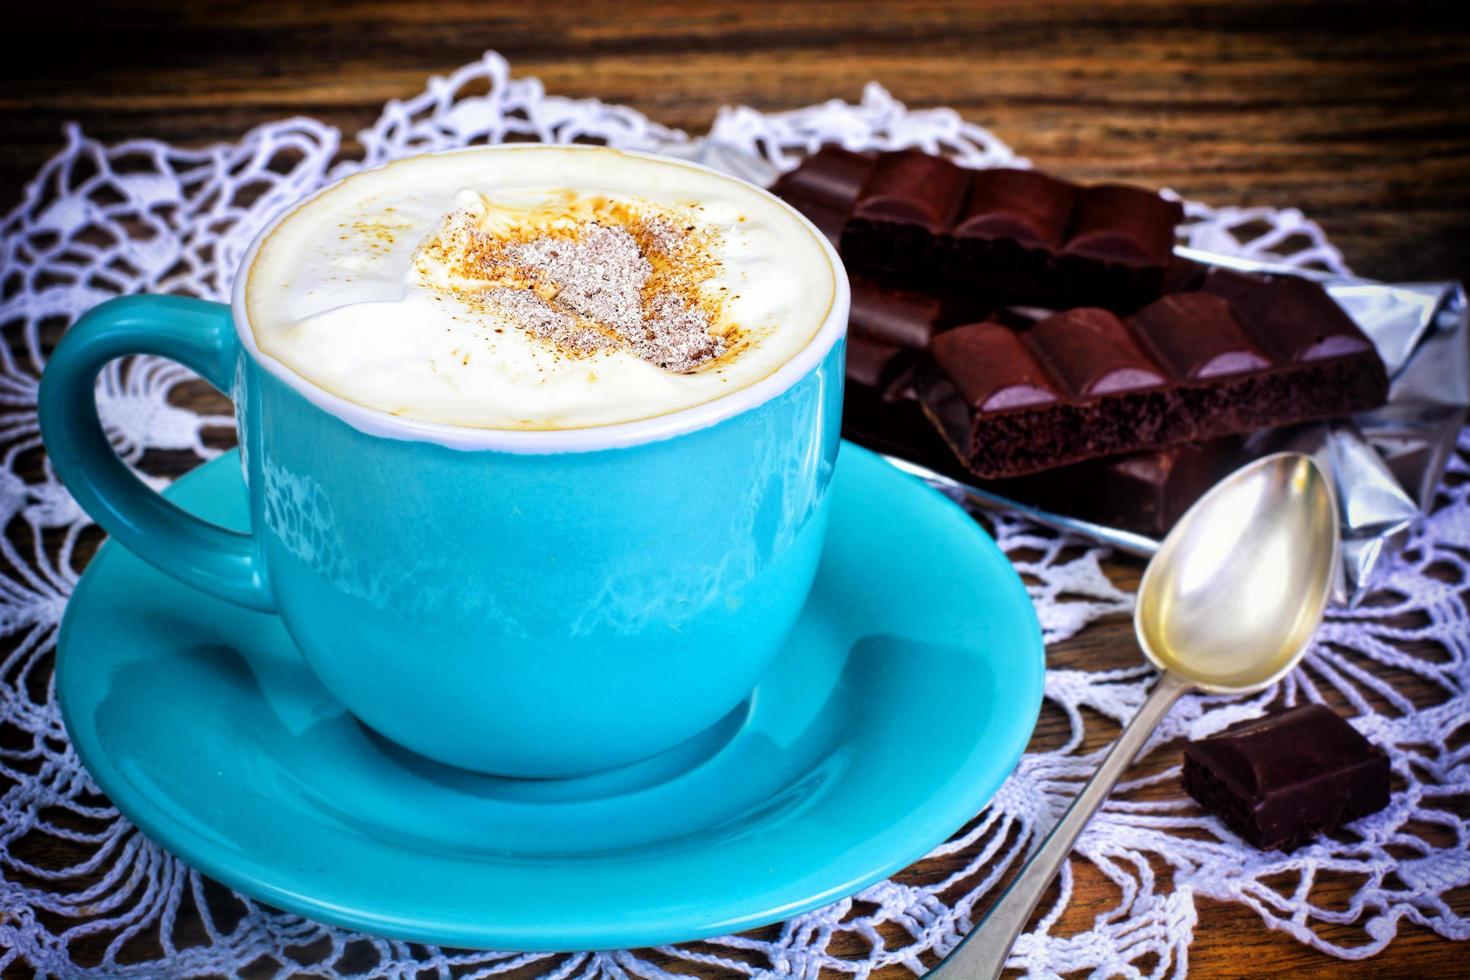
654, 138, 1469, 603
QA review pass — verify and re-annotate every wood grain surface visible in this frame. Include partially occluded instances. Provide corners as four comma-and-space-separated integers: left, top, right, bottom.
4, 1, 1468, 977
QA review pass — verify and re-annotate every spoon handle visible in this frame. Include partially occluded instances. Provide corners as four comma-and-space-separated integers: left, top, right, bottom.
930, 670, 1192, 980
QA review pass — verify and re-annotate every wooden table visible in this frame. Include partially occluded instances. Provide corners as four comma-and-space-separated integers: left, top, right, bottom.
5, 1, 1467, 976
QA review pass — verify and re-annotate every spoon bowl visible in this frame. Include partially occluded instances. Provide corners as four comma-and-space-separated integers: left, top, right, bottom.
1136, 452, 1339, 692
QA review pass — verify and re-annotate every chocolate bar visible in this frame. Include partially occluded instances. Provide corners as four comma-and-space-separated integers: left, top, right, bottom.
843, 361, 957, 467
843, 299, 1244, 536
841, 278, 977, 465
990, 438, 1245, 537
774, 146, 1184, 311
851, 277, 946, 352
919, 268, 1389, 477
836, 271, 1377, 532
1182, 704, 1391, 850
846, 274, 1003, 352
775, 145, 873, 246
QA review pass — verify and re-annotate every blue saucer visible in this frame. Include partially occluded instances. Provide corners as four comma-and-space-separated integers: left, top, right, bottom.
57, 443, 1044, 951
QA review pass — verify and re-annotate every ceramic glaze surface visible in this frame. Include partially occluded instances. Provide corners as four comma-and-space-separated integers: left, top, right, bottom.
242, 340, 842, 775
56, 445, 1045, 950
40, 280, 845, 775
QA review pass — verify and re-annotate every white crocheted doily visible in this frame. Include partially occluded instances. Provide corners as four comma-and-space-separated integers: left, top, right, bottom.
1, 53, 1465, 978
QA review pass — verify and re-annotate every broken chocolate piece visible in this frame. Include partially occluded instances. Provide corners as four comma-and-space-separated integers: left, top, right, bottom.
1181, 704, 1391, 850
773, 146, 1184, 311
918, 272, 1388, 477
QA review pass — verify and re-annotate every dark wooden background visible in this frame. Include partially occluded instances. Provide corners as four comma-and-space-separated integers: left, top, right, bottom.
4, 1, 1468, 977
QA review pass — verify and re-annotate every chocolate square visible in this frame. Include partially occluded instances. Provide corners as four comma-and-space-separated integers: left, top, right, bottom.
1181, 704, 1391, 850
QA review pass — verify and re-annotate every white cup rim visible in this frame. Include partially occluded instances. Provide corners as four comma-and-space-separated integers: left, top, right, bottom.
229, 144, 850, 453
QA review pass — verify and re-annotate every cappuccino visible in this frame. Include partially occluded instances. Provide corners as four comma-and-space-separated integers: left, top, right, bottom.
246, 146, 836, 430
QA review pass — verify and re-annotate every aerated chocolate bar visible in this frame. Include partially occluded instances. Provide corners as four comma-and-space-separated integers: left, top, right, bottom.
839, 276, 1251, 534
918, 268, 1389, 477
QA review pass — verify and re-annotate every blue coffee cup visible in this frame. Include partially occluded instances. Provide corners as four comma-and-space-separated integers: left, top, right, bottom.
40, 148, 849, 777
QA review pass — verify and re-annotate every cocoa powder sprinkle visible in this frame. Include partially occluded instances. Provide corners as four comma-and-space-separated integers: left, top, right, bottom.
418, 202, 727, 372
509, 224, 650, 337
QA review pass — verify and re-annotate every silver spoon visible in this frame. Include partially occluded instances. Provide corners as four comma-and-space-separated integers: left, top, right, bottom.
932, 452, 1339, 979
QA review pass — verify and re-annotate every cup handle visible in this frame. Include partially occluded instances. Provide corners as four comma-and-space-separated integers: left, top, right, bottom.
39, 295, 275, 612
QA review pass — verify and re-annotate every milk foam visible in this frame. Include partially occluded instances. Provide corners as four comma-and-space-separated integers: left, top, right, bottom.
245, 146, 836, 430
